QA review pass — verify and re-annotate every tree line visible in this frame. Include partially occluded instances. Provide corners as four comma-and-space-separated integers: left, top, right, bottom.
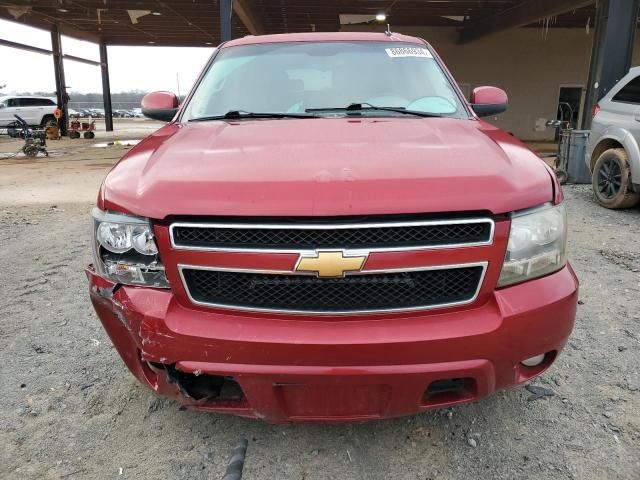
9, 90, 186, 110
11, 90, 147, 109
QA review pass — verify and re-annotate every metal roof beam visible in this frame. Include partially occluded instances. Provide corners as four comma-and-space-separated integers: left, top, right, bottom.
0, 38, 100, 65
62, 53, 101, 67
0, 37, 52, 55
234, 0, 265, 35
459, 0, 595, 43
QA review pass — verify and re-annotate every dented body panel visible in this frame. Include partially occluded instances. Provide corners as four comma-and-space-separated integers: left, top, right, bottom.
87, 264, 577, 423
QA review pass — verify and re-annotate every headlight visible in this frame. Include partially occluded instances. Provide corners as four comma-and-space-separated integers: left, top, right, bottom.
498, 203, 567, 287
92, 208, 169, 288
96, 221, 159, 255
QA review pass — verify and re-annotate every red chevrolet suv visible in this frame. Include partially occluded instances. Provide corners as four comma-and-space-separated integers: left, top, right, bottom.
87, 32, 578, 423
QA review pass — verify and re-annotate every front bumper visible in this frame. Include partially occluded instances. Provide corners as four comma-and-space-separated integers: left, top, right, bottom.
87, 264, 578, 423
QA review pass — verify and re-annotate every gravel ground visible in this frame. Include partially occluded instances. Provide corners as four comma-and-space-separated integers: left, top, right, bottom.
1, 184, 639, 480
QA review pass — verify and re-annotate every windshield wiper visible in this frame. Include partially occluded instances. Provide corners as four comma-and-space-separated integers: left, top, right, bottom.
189, 110, 319, 122
306, 103, 442, 118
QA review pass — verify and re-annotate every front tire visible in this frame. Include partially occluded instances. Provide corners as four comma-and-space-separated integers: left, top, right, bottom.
41, 115, 57, 128
592, 148, 640, 209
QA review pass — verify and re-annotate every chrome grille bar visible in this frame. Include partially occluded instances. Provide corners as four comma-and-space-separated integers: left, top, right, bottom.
169, 218, 495, 253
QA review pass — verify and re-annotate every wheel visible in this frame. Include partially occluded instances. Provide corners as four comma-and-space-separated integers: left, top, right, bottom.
41, 115, 57, 128
83, 131, 95, 139
592, 148, 640, 209
23, 145, 39, 157
69, 130, 81, 139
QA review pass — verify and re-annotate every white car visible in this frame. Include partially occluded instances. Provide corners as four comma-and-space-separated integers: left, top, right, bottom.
0, 95, 58, 127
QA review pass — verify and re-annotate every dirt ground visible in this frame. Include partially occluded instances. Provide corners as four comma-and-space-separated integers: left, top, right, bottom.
0, 119, 161, 205
0, 128, 639, 480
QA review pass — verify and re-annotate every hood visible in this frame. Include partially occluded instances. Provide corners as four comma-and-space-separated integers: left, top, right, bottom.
102, 117, 554, 219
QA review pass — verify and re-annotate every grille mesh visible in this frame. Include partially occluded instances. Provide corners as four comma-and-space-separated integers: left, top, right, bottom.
182, 266, 484, 313
172, 221, 491, 250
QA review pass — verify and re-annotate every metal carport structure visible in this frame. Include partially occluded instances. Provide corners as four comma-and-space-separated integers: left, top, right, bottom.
0, 0, 637, 134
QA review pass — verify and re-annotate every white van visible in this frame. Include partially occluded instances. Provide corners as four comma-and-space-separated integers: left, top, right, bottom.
0, 96, 58, 127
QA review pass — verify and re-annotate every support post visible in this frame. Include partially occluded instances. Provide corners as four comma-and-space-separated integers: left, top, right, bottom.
99, 43, 114, 132
582, 0, 640, 129
220, 0, 233, 43
50, 25, 68, 135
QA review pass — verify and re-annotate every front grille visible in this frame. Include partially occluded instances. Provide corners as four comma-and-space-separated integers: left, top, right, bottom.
171, 219, 493, 251
181, 265, 485, 314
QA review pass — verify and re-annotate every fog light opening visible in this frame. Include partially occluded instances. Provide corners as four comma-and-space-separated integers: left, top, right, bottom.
164, 364, 245, 403
423, 377, 477, 406
521, 354, 546, 367
517, 351, 557, 382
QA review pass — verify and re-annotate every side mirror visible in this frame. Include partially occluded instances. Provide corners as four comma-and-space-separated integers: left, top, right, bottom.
470, 86, 508, 117
0, 104, 5, 109
141, 91, 179, 122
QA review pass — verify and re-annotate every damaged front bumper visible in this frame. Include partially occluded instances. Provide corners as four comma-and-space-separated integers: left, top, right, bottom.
86, 264, 578, 423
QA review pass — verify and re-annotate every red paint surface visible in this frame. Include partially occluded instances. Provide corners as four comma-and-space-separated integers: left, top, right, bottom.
223, 31, 426, 48
89, 32, 578, 422
102, 118, 553, 219
471, 86, 508, 107
141, 91, 178, 109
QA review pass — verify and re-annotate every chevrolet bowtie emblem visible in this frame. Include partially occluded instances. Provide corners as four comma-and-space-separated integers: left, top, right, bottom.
295, 250, 368, 278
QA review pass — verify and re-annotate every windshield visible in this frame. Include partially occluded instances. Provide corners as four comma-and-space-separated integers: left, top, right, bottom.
182, 41, 468, 121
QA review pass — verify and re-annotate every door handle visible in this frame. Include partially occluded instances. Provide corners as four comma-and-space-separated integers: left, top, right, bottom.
634, 108, 640, 122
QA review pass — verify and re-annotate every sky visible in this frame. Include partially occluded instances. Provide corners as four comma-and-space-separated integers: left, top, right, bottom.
0, 18, 214, 95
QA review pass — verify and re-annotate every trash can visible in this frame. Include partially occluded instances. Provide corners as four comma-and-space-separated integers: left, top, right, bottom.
559, 130, 592, 184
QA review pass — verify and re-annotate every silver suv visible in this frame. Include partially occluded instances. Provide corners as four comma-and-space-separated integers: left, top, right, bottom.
587, 67, 640, 209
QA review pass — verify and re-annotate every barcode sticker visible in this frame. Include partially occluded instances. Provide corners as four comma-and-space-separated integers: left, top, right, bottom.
385, 47, 433, 58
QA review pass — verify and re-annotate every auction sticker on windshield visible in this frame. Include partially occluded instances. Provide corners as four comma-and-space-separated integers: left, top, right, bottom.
385, 47, 433, 58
